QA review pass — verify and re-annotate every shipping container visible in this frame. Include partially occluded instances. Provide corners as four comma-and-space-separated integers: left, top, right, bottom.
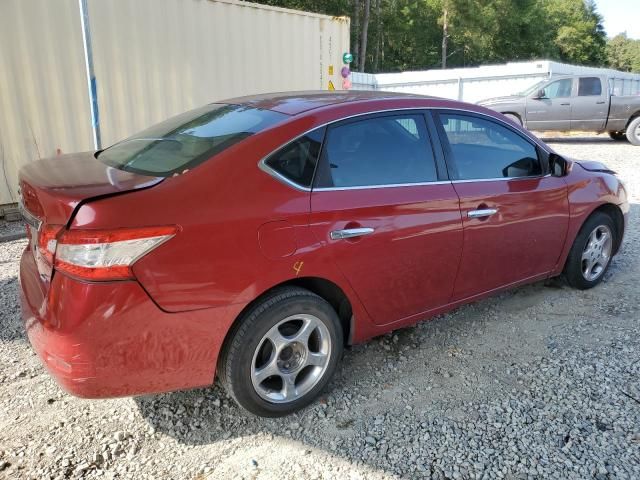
0, 0, 350, 206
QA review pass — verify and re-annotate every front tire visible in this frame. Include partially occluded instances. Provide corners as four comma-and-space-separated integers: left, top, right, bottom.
626, 117, 640, 146
219, 287, 343, 417
608, 131, 627, 141
564, 212, 616, 290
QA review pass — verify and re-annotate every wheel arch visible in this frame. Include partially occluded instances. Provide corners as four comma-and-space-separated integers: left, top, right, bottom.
570, 203, 625, 260
625, 110, 640, 129
500, 111, 523, 126
591, 203, 625, 255
221, 276, 355, 359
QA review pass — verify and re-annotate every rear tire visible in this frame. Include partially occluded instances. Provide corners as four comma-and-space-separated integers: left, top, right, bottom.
608, 131, 627, 141
626, 117, 640, 146
564, 212, 616, 290
219, 287, 343, 417
503, 113, 522, 127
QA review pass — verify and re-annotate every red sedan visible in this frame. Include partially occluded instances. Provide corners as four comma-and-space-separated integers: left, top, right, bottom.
19, 92, 628, 416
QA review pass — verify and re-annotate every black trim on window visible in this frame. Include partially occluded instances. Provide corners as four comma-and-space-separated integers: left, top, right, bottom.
423, 111, 450, 181
313, 110, 442, 190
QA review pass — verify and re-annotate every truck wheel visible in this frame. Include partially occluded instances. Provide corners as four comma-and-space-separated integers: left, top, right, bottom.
627, 117, 640, 146
608, 131, 627, 141
503, 113, 522, 127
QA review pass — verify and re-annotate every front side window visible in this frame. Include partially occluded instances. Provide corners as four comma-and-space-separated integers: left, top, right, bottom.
98, 104, 286, 176
314, 115, 437, 188
543, 79, 573, 98
439, 114, 542, 180
264, 128, 325, 188
578, 77, 602, 96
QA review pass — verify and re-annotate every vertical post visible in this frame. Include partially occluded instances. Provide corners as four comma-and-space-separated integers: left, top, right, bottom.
441, 8, 448, 70
78, 0, 101, 149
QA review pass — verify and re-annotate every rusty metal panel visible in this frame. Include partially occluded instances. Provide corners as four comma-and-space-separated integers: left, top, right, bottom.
87, 0, 350, 146
0, 0, 93, 205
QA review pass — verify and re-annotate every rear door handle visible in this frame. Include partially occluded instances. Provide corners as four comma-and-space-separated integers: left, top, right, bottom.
468, 208, 498, 219
330, 227, 374, 240
596, 101, 606, 105
560, 103, 570, 106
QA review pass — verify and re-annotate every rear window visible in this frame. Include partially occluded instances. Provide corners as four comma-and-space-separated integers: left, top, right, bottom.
97, 104, 286, 176
578, 77, 602, 96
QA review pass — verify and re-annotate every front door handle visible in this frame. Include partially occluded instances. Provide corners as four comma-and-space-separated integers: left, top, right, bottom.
596, 101, 606, 105
560, 103, 570, 106
330, 227, 374, 240
468, 208, 498, 219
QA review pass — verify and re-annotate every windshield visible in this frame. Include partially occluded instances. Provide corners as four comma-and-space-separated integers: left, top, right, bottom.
97, 104, 286, 176
518, 80, 548, 96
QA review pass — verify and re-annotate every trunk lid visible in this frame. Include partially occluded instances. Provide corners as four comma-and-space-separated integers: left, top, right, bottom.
19, 152, 162, 286
19, 151, 162, 225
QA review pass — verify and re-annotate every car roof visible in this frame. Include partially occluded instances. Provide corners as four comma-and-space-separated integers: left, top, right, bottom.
221, 90, 439, 116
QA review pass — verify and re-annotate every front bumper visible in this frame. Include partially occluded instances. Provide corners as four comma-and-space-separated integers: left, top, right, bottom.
19, 249, 242, 398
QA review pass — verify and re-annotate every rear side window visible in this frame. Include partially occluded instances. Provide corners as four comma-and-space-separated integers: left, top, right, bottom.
439, 113, 542, 180
98, 104, 286, 176
264, 128, 325, 188
578, 77, 602, 96
315, 115, 437, 188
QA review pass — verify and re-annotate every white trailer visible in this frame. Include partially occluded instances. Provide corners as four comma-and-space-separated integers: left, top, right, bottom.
352, 60, 640, 103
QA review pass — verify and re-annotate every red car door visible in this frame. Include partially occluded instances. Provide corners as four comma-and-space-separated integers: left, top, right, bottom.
434, 111, 569, 300
310, 112, 463, 325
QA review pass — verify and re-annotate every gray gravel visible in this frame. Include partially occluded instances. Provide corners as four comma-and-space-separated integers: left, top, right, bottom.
1, 133, 639, 479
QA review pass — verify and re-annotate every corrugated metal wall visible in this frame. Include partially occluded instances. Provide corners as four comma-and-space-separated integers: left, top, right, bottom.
0, 0, 94, 205
0, 0, 350, 205
87, 0, 350, 146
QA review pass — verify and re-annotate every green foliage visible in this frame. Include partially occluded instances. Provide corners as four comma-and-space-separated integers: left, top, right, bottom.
256, 0, 617, 72
607, 34, 640, 73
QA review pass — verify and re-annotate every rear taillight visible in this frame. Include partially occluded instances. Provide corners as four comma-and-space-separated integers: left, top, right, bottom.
38, 225, 63, 264
53, 226, 178, 281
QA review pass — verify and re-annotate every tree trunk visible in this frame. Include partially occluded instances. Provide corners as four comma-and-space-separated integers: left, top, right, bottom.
442, 8, 448, 69
373, 0, 381, 72
359, 0, 371, 72
353, 0, 360, 70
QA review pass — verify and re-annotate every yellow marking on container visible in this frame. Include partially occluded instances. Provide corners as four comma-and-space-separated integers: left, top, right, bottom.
328, 65, 334, 75
328, 80, 335, 91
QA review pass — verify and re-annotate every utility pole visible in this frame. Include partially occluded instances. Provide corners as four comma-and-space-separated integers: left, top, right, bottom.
441, 7, 448, 69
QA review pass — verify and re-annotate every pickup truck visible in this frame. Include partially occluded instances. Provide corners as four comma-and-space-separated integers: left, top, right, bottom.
477, 74, 640, 145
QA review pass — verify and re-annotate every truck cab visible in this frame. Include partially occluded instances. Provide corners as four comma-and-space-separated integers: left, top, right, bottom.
478, 73, 640, 146
478, 75, 611, 131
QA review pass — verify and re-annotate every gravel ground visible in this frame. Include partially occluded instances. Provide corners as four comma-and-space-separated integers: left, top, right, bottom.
0, 219, 25, 241
1, 134, 639, 479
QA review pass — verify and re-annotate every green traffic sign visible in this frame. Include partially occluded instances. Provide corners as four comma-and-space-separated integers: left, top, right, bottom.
342, 52, 353, 64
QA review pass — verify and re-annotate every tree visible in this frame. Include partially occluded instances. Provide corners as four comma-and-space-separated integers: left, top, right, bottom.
607, 33, 640, 73
543, 0, 607, 65
256, 0, 611, 72
359, 0, 372, 71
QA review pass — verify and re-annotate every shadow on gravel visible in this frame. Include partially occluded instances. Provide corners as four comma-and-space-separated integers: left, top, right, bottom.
539, 136, 616, 144
133, 278, 573, 445
0, 275, 26, 342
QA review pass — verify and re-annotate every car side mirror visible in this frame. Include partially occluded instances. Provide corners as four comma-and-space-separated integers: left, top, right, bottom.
534, 89, 546, 99
549, 153, 568, 177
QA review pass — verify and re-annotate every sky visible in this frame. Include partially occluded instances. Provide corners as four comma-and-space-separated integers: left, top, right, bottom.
595, 0, 640, 39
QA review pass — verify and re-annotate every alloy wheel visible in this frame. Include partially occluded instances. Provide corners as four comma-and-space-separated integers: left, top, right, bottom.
581, 225, 613, 282
251, 314, 331, 403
